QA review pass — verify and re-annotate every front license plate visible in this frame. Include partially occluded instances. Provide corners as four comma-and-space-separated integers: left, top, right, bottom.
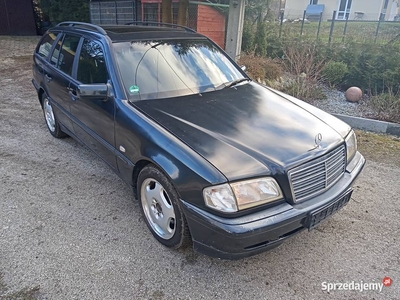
307, 190, 353, 230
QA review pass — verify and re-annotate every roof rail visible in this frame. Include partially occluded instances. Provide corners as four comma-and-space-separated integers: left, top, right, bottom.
56, 22, 107, 35
124, 21, 196, 33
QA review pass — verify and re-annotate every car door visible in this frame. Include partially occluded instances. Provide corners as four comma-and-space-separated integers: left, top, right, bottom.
69, 38, 117, 170
43, 33, 81, 133
34, 32, 59, 87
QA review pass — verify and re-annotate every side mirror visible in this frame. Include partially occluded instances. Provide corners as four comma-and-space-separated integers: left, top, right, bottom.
240, 65, 247, 72
77, 83, 110, 101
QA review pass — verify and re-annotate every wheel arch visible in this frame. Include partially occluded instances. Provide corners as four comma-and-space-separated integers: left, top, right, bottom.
131, 159, 151, 199
38, 87, 45, 108
131, 154, 184, 200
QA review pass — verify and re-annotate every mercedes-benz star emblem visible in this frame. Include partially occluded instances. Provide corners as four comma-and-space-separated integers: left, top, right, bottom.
315, 133, 323, 148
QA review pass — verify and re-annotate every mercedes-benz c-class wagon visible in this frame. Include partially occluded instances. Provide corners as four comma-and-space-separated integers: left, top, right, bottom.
32, 21, 365, 259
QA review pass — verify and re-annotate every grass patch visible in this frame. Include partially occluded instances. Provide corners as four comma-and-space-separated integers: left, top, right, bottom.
356, 130, 400, 167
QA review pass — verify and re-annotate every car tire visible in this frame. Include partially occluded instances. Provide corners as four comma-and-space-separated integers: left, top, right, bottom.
42, 93, 67, 138
138, 164, 191, 249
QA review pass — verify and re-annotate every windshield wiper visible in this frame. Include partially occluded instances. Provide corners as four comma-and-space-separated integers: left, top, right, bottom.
217, 78, 250, 90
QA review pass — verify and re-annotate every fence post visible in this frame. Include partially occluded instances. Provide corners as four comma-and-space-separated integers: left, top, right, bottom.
99, 2, 102, 24
342, 12, 349, 42
375, 13, 384, 43
328, 10, 336, 45
279, 11, 284, 38
316, 12, 323, 40
300, 10, 306, 36
115, 1, 118, 25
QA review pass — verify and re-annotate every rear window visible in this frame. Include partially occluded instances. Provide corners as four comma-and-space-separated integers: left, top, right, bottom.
36, 33, 58, 59
52, 34, 80, 76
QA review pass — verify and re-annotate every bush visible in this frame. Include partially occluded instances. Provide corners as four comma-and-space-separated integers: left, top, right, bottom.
255, 20, 267, 57
266, 36, 283, 58
330, 41, 400, 95
38, 0, 90, 23
238, 53, 282, 83
242, 21, 255, 53
281, 39, 327, 83
281, 75, 326, 102
322, 61, 348, 88
369, 93, 400, 123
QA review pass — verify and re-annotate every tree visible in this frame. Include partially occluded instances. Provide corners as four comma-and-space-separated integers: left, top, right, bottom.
254, 16, 267, 56
246, 0, 278, 24
37, 0, 90, 23
241, 21, 254, 53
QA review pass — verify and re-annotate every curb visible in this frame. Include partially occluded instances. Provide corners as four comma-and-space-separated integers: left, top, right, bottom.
332, 113, 400, 137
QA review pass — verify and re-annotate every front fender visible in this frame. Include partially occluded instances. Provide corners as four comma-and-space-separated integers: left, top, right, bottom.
115, 100, 227, 207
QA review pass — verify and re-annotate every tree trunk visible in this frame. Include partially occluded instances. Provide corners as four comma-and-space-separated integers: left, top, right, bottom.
177, 0, 189, 26
161, 0, 173, 23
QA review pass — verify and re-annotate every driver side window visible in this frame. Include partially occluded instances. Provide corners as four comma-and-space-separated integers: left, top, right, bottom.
77, 39, 108, 84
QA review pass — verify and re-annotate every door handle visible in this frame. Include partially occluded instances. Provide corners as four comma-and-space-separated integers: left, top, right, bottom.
68, 91, 78, 101
68, 89, 78, 101
44, 74, 52, 82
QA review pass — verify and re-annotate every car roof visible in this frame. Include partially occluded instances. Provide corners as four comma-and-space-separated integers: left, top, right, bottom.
103, 25, 204, 42
52, 22, 206, 42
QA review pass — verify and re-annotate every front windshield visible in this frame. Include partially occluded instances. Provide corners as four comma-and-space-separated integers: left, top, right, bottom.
114, 39, 246, 100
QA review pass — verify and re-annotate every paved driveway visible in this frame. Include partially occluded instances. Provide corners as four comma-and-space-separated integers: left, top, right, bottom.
0, 36, 399, 300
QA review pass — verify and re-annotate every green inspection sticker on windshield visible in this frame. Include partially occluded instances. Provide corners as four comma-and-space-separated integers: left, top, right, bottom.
129, 85, 139, 94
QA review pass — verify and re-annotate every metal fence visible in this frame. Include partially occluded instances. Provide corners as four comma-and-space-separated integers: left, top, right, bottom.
275, 10, 400, 44
90, 1, 136, 25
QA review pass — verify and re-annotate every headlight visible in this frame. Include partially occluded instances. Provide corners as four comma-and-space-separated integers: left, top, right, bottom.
231, 178, 283, 210
203, 183, 237, 213
203, 178, 283, 213
345, 130, 357, 163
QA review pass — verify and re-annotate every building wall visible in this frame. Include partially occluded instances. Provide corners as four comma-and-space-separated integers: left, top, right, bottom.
284, 0, 338, 20
284, 0, 398, 21
350, 0, 384, 20
0, 0, 36, 35
283, 0, 309, 20
385, 0, 399, 20
196, 5, 225, 49
321, 0, 339, 20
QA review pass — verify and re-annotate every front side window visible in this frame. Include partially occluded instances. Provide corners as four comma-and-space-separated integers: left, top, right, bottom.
37, 33, 58, 59
56, 35, 81, 76
114, 39, 245, 100
77, 39, 108, 84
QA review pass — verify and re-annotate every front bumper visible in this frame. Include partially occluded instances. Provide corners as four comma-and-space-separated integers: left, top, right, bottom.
181, 152, 365, 260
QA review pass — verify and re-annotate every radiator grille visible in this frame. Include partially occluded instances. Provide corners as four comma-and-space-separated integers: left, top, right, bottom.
289, 145, 346, 202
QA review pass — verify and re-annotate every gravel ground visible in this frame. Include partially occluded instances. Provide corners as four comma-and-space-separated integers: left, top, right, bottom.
0, 36, 399, 300
313, 86, 376, 119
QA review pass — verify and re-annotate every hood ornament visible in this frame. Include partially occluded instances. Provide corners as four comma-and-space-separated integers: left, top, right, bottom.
308, 133, 323, 151
315, 133, 323, 148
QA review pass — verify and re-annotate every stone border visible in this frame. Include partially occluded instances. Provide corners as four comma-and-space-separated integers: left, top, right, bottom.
333, 113, 400, 137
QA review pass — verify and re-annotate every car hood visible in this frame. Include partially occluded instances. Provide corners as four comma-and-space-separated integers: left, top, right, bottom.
133, 82, 351, 181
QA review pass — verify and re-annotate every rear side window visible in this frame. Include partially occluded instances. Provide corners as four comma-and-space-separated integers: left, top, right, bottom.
50, 35, 63, 66
37, 33, 58, 59
77, 39, 108, 84
56, 35, 81, 76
